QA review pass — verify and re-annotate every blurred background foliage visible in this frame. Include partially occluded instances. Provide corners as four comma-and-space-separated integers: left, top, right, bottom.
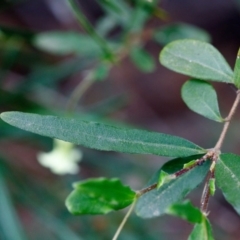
1, 0, 240, 239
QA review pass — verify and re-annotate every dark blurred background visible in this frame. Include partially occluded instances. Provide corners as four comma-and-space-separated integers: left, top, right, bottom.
1, 0, 240, 239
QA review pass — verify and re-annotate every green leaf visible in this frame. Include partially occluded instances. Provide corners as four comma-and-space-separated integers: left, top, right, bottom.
188, 216, 214, 240
159, 39, 233, 83
0, 112, 206, 158
130, 47, 156, 72
154, 23, 211, 46
183, 160, 196, 169
0, 170, 27, 240
209, 178, 216, 196
98, 0, 132, 28
135, 160, 210, 218
33, 31, 103, 56
215, 153, 240, 214
65, 178, 136, 215
93, 63, 110, 81
181, 79, 223, 122
233, 48, 240, 88
161, 154, 204, 175
166, 200, 202, 223
157, 171, 172, 188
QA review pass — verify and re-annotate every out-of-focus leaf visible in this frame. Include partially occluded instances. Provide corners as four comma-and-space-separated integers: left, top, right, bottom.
188, 216, 214, 240
98, 0, 122, 13
135, 160, 210, 218
166, 200, 202, 223
98, 0, 132, 28
34, 31, 104, 56
93, 63, 110, 81
0, 170, 27, 240
181, 79, 223, 122
96, 15, 118, 37
66, 178, 136, 215
215, 153, 240, 214
0, 112, 206, 158
154, 23, 211, 45
23, 58, 88, 90
160, 39, 234, 83
130, 47, 155, 72
233, 48, 240, 88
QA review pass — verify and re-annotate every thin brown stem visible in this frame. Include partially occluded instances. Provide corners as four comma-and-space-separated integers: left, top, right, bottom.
200, 171, 212, 214
137, 154, 211, 197
214, 90, 240, 150
137, 183, 157, 196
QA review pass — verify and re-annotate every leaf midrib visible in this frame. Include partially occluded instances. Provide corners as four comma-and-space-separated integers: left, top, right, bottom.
165, 49, 233, 81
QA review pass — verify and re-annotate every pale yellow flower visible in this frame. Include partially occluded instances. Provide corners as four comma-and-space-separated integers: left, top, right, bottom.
37, 139, 82, 175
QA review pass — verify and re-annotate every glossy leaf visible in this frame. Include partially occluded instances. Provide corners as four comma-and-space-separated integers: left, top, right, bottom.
66, 178, 136, 215
157, 171, 172, 189
34, 31, 103, 56
181, 79, 223, 122
160, 39, 233, 83
215, 153, 240, 214
135, 160, 210, 218
188, 216, 214, 240
154, 23, 211, 46
0, 112, 206, 158
166, 200, 202, 223
130, 47, 156, 72
233, 48, 240, 88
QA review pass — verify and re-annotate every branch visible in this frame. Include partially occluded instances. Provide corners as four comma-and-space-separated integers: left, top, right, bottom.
214, 90, 240, 150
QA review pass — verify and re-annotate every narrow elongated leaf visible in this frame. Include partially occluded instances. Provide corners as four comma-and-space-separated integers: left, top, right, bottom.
215, 153, 240, 214
160, 39, 233, 83
0, 171, 27, 240
66, 178, 136, 215
233, 49, 240, 88
166, 200, 202, 223
188, 216, 214, 240
181, 79, 223, 122
154, 23, 211, 46
0, 112, 206, 157
130, 47, 156, 72
135, 160, 210, 218
33, 31, 119, 57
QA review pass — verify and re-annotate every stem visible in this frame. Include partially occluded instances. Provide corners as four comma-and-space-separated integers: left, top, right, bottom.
112, 199, 137, 240
66, 71, 95, 112
214, 90, 240, 150
137, 183, 157, 196
200, 171, 212, 214
68, 0, 115, 61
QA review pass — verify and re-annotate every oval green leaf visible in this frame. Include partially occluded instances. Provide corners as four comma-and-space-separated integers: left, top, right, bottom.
159, 39, 233, 83
130, 47, 156, 72
66, 178, 136, 215
0, 112, 206, 158
215, 153, 240, 214
154, 23, 211, 46
135, 160, 210, 218
233, 48, 240, 89
188, 216, 214, 240
181, 79, 223, 122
